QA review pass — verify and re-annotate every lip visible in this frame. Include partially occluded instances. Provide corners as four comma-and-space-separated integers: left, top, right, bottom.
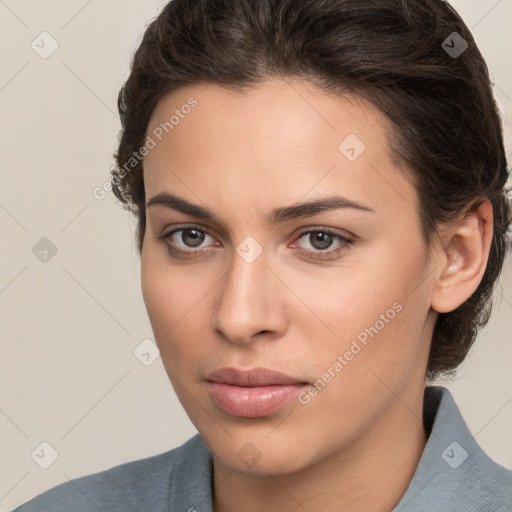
205, 367, 309, 417
205, 367, 307, 386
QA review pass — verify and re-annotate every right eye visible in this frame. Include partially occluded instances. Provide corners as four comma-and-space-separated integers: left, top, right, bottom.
156, 225, 219, 257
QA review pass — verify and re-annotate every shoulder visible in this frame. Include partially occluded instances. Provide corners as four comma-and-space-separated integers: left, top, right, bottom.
467, 437, 512, 510
405, 386, 512, 511
11, 434, 208, 512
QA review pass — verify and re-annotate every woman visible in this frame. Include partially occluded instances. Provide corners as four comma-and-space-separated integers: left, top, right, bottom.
13, 0, 512, 510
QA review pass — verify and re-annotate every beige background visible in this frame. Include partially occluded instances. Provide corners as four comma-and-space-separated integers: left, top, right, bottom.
1, 0, 511, 510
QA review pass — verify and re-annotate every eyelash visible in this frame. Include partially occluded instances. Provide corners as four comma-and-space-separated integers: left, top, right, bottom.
155, 224, 354, 260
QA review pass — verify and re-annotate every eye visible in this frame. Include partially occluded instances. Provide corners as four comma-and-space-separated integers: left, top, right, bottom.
156, 225, 217, 256
292, 228, 353, 259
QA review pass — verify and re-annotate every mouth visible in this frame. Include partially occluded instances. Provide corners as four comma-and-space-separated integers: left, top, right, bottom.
205, 367, 310, 418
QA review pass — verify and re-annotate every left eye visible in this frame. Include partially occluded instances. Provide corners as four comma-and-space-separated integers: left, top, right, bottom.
294, 229, 352, 252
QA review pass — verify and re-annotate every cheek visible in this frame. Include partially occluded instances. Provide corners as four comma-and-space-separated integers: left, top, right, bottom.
141, 247, 194, 329
140, 249, 212, 363
292, 258, 397, 337
141, 254, 171, 335
300, 247, 427, 377
141, 248, 186, 355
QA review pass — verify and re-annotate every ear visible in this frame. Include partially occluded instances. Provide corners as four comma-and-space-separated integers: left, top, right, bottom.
430, 197, 494, 314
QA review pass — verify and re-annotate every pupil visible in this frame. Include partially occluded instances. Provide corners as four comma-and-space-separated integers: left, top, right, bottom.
183, 229, 204, 247
311, 232, 332, 250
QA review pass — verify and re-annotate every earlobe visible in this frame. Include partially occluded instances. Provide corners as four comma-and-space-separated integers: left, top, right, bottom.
430, 198, 493, 314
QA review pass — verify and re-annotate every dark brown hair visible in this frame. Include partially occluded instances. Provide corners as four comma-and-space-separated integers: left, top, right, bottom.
111, 0, 511, 380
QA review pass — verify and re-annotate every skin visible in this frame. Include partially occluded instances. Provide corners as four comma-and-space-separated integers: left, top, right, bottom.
140, 78, 493, 512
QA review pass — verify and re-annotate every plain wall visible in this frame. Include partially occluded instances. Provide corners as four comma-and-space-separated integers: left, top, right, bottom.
1, 0, 511, 509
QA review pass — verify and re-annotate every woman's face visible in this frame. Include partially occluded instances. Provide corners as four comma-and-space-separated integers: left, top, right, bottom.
141, 78, 437, 474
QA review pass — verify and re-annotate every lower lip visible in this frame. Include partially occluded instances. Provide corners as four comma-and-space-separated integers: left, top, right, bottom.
207, 382, 308, 418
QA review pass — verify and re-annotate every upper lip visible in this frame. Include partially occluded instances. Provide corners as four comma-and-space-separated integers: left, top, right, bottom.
206, 367, 307, 386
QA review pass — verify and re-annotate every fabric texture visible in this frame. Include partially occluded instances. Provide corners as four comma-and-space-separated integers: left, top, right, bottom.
11, 386, 512, 511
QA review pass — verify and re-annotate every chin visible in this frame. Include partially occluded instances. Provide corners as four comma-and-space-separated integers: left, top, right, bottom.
201, 426, 320, 476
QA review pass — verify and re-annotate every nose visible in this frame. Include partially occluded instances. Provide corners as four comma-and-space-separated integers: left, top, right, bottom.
210, 249, 288, 346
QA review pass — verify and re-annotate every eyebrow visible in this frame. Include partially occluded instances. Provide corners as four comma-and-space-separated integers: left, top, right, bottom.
146, 191, 375, 225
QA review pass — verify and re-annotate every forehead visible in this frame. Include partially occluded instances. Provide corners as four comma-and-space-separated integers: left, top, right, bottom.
146, 78, 393, 153
143, 78, 418, 220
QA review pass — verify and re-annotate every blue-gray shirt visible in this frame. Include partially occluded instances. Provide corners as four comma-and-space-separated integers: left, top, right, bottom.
11, 386, 512, 511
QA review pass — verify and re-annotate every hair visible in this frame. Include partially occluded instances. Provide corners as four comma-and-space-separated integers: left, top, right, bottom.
111, 0, 511, 380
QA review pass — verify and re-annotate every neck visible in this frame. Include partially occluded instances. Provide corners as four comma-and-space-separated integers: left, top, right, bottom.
212, 386, 428, 512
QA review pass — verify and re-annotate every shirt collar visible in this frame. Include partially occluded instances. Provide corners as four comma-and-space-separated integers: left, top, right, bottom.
393, 385, 512, 511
